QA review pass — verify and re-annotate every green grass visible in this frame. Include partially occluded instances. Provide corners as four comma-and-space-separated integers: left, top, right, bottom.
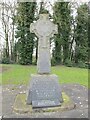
52, 66, 88, 87
0, 64, 88, 87
1, 64, 36, 85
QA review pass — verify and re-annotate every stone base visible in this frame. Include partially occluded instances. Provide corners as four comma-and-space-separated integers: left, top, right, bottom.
26, 74, 63, 108
13, 93, 75, 114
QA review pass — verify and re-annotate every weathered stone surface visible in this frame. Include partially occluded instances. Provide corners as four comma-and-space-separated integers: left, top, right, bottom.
13, 92, 75, 114
30, 14, 57, 74
32, 100, 60, 108
27, 74, 63, 108
37, 47, 51, 74
2, 84, 88, 118
30, 14, 57, 38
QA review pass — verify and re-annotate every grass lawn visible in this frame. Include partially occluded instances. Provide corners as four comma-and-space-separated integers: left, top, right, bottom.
0, 64, 88, 87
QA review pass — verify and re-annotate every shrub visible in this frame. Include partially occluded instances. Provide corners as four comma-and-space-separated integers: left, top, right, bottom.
32, 61, 37, 65
1, 58, 16, 64
51, 57, 56, 66
10, 60, 15, 64
1, 58, 10, 64
77, 61, 86, 68
72, 62, 77, 67
65, 59, 73, 67
88, 63, 90, 69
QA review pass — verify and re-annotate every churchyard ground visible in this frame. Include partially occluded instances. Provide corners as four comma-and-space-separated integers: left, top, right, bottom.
0, 64, 89, 118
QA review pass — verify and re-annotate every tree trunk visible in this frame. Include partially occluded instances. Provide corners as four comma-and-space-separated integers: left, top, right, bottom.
11, 23, 14, 61
5, 25, 9, 58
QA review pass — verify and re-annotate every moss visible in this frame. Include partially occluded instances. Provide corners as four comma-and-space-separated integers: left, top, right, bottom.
13, 92, 74, 114
13, 94, 32, 113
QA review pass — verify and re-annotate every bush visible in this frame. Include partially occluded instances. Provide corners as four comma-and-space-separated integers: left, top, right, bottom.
77, 61, 86, 68
88, 63, 90, 69
1, 58, 15, 64
1, 58, 10, 64
32, 61, 37, 65
0, 61, 1, 64
65, 59, 73, 67
84, 62, 90, 69
51, 57, 56, 66
10, 60, 15, 64
72, 62, 77, 67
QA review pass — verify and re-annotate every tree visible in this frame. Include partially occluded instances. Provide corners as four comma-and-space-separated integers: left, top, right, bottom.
9, 1, 17, 61
1, 2, 10, 59
15, 2, 36, 65
74, 4, 88, 63
0, 1, 17, 62
53, 2, 71, 64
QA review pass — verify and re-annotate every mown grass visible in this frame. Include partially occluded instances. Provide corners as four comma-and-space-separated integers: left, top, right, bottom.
0, 64, 88, 87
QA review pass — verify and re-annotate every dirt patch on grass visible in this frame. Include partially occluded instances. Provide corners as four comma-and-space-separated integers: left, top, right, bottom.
0, 66, 11, 73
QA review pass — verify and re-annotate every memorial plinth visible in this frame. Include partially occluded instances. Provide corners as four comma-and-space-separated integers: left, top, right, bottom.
27, 14, 63, 108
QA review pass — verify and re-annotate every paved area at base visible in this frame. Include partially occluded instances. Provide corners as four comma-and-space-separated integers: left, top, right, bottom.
1, 84, 88, 118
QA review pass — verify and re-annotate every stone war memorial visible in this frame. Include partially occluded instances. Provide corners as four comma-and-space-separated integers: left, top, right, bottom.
27, 14, 63, 108
2, 13, 88, 118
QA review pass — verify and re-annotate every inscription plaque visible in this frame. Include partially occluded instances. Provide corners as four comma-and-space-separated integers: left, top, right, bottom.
27, 74, 63, 108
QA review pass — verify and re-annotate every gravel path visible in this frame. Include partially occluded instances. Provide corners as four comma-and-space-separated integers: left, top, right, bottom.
1, 84, 89, 118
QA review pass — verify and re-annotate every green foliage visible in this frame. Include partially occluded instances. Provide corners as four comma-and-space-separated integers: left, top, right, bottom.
15, 2, 36, 65
1, 58, 15, 64
7, 2, 88, 69
65, 58, 73, 67
1, 58, 10, 64
65, 59, 88, 68
51, 57, 56, 66
53, 2, 71, 64
75, 4, 88, 63
77, 61, 86, 68
88, 63, 90, 69
52, 3, 88, 68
